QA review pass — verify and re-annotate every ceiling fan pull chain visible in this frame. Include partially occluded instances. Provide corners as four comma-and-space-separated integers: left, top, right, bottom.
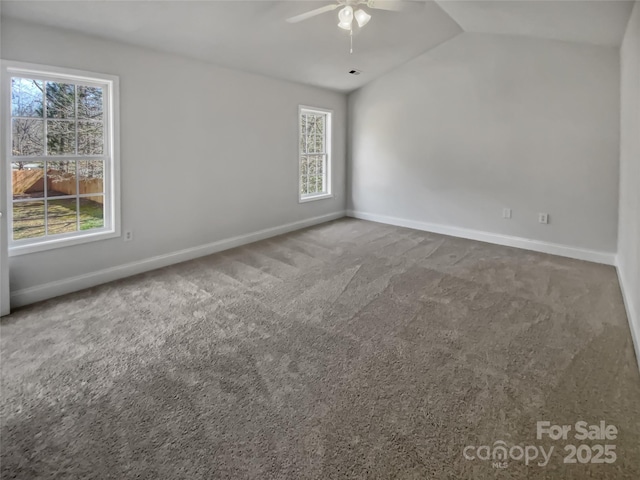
350, 28, 353, 54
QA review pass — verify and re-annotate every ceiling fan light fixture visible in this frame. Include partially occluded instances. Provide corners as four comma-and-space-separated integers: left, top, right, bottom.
338, 20, 352, 30
338, 5, 354, 24
354, 9, 371, 28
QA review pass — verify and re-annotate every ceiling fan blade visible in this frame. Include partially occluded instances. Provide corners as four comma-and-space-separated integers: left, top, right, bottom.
366, 1, 420, 12
286, 4, 339, 24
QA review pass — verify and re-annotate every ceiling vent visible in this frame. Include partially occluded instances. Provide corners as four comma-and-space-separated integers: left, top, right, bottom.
349, 69, 362, 75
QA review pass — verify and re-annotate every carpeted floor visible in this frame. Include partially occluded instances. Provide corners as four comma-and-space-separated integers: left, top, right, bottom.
1, 218, 639, 479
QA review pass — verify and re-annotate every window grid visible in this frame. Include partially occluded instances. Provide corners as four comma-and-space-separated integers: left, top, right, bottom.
9, 74, 109, 243
299, 108, 329, 200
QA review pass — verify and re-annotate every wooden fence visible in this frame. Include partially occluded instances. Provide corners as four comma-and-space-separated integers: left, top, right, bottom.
13, 169, 103, 204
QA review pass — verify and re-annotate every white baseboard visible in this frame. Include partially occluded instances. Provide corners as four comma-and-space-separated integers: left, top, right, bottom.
10, 211, 346, 308
616, 263, 640, 373
346, 210, 616, 266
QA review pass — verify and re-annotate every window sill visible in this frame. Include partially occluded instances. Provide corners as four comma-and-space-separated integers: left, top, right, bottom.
9, 229, 120, 257
299, 193, 334, 204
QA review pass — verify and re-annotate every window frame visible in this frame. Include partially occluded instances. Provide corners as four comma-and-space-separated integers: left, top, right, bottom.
298, 105, 333, 203
3, 61, 120, 256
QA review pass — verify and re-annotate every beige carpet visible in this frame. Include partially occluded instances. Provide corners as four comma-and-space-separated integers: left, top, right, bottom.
1, 218, 639, 479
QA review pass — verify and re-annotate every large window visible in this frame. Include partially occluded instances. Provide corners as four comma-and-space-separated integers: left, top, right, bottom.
299, 106, 332, 202
4, 63, 119, 255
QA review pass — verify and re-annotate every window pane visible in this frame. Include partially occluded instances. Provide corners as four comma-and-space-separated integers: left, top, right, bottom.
316, 156, 324, 176
12, 78, 44, 117
308, 157, 317, 175
47, 160, 77, 196
47, 120, 76, 155
12, 162, 44, 200
79, 160, 104, 194
78, 121, 103, 155
300, 131, 306, 153
308, 175, 317, 194
12, 119, 44, 156
78, 86, 103, 120
46, 82, 75, 119
13, 201, 45, 240
80, 197, 104, 231
47, 199, 78, 235
301, 175, 308, 195
300, 156, 308, 175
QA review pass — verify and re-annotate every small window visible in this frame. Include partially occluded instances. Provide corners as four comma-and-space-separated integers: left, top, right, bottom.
299, 106, 332, 202
4, 62, 119, 255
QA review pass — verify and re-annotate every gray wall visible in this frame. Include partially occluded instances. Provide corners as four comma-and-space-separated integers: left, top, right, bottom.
349, 32, 620, 254
619, 1, 640, 355
1, 18, 347, 293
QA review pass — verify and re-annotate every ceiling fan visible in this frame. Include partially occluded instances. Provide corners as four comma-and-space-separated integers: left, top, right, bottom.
286, 1, 411, 53
286, 1, 407, 29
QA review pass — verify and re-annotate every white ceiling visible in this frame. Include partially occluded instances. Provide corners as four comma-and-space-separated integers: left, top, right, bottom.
436, 0, 635, 48
0, 1, 634, 93
0, 0, 462, 92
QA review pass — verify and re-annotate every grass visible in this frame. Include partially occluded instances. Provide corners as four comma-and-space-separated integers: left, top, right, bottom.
13, 197, 104, 240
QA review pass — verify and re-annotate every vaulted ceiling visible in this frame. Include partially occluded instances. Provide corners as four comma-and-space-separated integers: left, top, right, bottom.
437, 0, 634, 47
1, 1, 635, 92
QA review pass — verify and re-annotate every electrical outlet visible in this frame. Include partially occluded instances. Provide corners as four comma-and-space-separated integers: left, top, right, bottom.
503, 208, 512, 219
538, 213, 549, 224
124, 231, 133, 242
